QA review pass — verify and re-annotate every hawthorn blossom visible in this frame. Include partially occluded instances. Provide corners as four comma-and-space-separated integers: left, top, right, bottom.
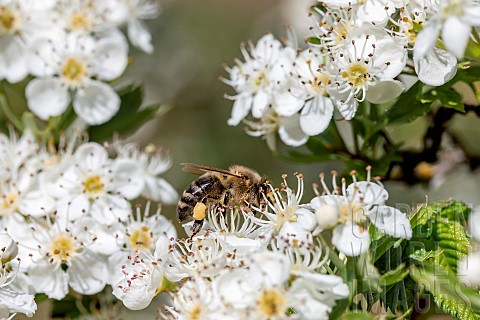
326, 24, 406, 119
414, 0, 480, 60
7, 216, 107, 300
224, 34, 299, 126
311, 169, 412, 256
48, 142, 143, 224
113, 237, 170, 310
250, 173, 317, 251
114, 142, 178, 204
27, 31, 128, 124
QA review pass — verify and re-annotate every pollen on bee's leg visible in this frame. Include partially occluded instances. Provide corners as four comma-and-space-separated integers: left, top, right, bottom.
193, 202, 207, 221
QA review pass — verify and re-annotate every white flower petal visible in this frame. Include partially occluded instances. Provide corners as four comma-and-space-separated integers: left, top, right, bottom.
94, 30, 129, 80
26, 78, 70, 120
68, 250, 108, 295
28, 263, 69, 300
0, 36, 28, 83
458, 251, 480, 288
74, 142, 109, 172
469, 210, 480, 243
91, 195, 131, 224
300, 96, 334, 136
73, 81, 120, 125
128, 19, 154, 53
369, 205, 412, 239
112, 159, 145, 199
278, 113, 309, 147
0, 289, 36, 317
414, 22, 441, 60
142, 176, 179, 204
19, 190, 56, 217
332, 223, 370, 257
366, 80, 405, 104
227, 94, 252, 126
274, 91, 305, 117
56, 195, 90, 221
442, 17, 471, 59
346, 181, 389, 205
252, 90, 269, 118
414, 47, 457, 86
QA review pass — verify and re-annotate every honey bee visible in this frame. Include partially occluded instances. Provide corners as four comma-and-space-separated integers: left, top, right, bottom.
176, 163, 269, 235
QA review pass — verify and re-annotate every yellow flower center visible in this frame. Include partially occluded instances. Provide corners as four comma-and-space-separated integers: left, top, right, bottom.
129, 226, 153, 250
253, 71, 269, 89
62, 58, 87, 85
188, 304, 202, 320
342, 62, 370, 88
1, 192, 18, 214
441, 1, 464, 18
0, 6, 19, 34
68, 11, 91, 31
50, 234, 76, 262
257, 288, 287, 318
339, 203, 365, 224
83, 175, 103, 197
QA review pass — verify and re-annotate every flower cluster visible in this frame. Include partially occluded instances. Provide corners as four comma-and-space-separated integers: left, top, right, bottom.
0, 129, 177, 305
1, 0, 160, 125
224, 0, 479, 149
113, 171, 412, 319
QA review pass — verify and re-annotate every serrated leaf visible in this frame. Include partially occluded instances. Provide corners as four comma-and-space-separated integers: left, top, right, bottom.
411, 263, 480, 319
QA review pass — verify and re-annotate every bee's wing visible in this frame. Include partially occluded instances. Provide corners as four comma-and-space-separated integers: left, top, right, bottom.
180, 163, 243, 178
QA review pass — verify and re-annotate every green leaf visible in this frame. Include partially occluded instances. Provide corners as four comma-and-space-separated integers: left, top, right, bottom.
380, 263, 409, 287
409, 249, 443, 262
88, 85, 165, 142
422, 87, 464, 112
411, 263, 480, 319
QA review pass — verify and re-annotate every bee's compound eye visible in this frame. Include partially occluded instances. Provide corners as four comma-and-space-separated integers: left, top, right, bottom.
193, 202, 207, 220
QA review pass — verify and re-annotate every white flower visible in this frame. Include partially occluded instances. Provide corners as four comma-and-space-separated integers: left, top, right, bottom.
414, 0, 480, 59
311, 169, 412, 256
107, 203, 176, 284
15, 217, 108, 300
206, 207, 272, 265
224, 34, 296, 126
293, 49, 335, 136
165, 237, 227, 282
114, 142, 178, 204
112, 246, 166, 310
27, 31, 128, 124
49, 142, 143, 224
0, 1, 46, 83
327, 24, 406, 119
251, 174, 317, 251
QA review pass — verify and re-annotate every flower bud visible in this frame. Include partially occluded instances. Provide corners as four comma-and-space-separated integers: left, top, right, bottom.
0, 233, 18, 263
315, 204, 339, 230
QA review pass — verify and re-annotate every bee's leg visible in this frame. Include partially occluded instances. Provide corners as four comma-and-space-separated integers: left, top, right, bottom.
191, 219, 204, 237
